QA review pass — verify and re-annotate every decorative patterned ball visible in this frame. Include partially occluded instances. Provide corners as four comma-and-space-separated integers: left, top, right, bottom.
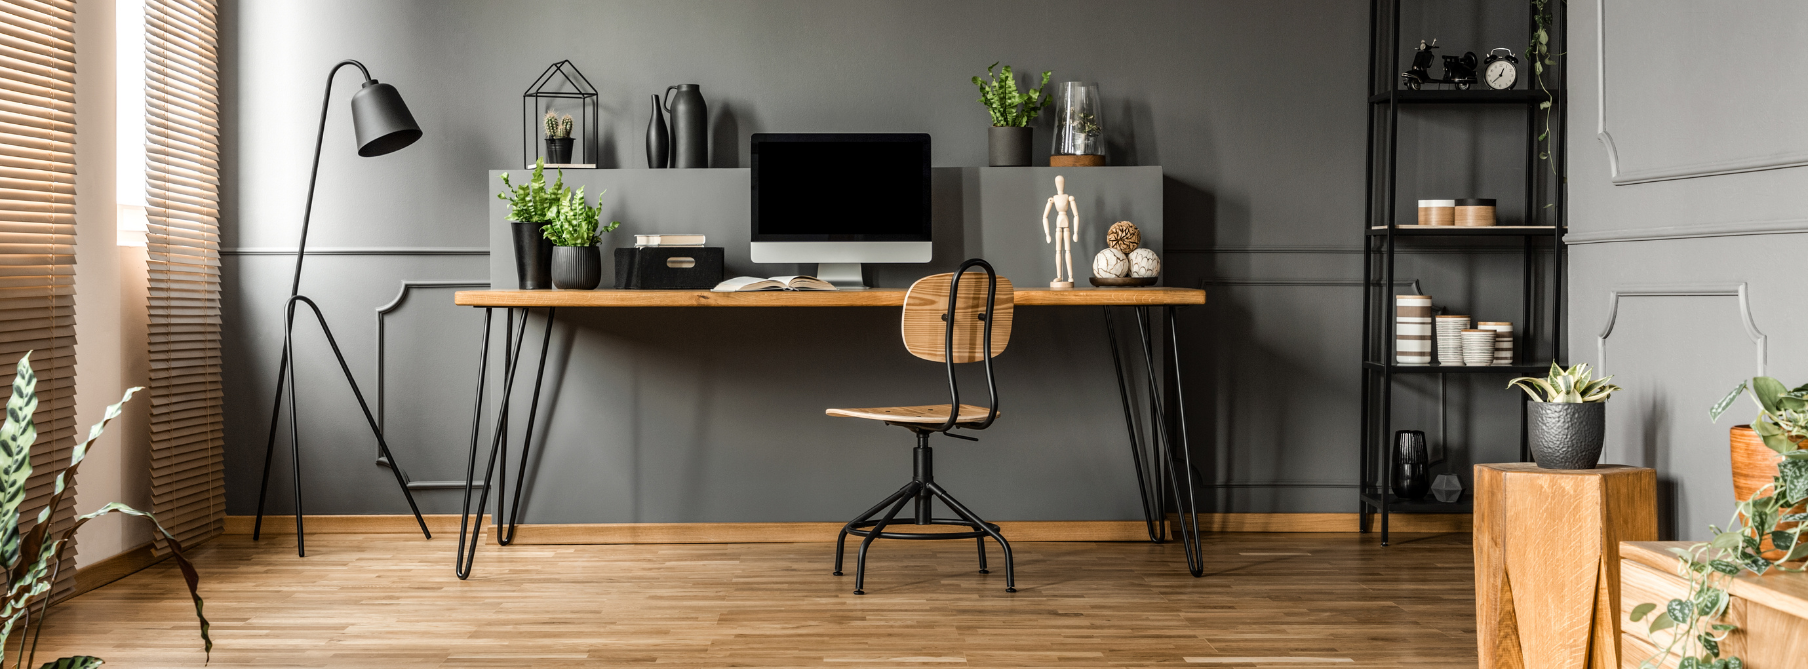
1092, 248, 1129, 278
1106, 221, 1140, 253
1129, 248, 1160, 278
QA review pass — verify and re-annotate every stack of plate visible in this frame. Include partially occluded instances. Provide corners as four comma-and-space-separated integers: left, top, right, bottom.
1435, 315, 1470, 365
1395, 295, 1432, 365
1479, 322, 1513, 366
1461, 329, 1496, 366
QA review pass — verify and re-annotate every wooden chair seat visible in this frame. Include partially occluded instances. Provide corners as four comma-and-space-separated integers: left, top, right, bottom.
825, 404, 995, 424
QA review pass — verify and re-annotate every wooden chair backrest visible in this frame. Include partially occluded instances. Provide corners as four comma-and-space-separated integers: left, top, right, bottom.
901, 271, 1014, 363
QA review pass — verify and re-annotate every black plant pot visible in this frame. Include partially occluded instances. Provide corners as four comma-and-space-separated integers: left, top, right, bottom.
510, 221, 553, 289
1391, 430, 1431, 500
988, 126, 1032, 167
551, 245, 602, 290
545, 137, 574, 165
1528, 402, 1607, 470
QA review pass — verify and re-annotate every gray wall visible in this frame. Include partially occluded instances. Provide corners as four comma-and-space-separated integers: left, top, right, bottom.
1566, 0, 1808, 540
221, 0, 1536, 521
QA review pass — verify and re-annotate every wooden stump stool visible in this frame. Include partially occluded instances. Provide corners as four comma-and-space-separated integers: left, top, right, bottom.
1473, 463, 1657, 669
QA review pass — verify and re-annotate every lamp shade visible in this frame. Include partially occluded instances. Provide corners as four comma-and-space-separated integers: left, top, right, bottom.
350, 79, 422, 157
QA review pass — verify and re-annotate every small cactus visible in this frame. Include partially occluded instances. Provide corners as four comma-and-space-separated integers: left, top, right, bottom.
543, 111, 559, 138
558, 114, 574, 139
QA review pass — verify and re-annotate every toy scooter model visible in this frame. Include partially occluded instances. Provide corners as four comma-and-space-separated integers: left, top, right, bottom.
1400, 39, 1477, 90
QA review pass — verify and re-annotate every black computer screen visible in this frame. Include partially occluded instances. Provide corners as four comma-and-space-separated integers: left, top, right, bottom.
751, 134, 930, 241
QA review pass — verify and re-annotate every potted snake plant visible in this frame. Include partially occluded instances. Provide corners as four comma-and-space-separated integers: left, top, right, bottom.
543, 186, 620, 290
1507, 363, 1622, 469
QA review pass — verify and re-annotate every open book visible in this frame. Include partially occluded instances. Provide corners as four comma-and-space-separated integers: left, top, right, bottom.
711, 275, 838, 292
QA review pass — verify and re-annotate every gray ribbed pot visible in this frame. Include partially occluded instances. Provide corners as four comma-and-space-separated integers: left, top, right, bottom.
1528, 402, 1606, 469
550, 245, 601, 290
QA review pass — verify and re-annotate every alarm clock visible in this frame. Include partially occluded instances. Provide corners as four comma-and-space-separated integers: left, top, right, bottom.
1483, 48, 1519, 90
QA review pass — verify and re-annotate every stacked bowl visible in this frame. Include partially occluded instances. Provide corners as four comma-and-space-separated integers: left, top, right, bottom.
1461, 329, 1496, 366
1434, 315, 1470, 366
1479, 322, 1514, 366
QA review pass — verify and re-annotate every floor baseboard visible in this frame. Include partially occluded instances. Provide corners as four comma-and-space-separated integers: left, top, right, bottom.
221, 513, 1469, 544
70, 542, 163, 601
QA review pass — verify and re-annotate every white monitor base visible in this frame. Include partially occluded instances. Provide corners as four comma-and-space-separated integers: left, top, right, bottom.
817, 263, 868, 290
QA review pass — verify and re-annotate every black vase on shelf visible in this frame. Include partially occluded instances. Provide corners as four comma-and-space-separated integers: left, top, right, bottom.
545, 137, 574, 165
646, 94, 669, 169
1391, 430, 1431, 500
551, 245, 602, 290
510, 222, 553, 289
664, 84, 708, 168
988, 126, 1032, 167
1528, 402, 1606, 469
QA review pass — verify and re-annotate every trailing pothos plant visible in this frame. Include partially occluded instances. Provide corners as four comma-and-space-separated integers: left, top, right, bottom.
541, 186, 620, 247
0, 353, 210, 669
1626, 378, 1808, 669
497, 157, 567, 224
1530, 0, 1561, 176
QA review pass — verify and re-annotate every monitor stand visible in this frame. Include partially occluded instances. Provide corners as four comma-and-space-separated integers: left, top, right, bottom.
816, 263, 868, 290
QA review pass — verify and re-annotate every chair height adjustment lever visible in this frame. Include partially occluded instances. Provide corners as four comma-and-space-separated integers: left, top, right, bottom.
942, 431, 978, 442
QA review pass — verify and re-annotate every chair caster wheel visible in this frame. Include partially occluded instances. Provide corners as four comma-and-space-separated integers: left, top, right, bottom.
1005, 587, 1017, 593
978, 569, 989, 574
853, 590, 865, 595
832, 571, 842, 576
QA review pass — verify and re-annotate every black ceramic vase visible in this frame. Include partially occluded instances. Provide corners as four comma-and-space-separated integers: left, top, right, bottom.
510, 221, 553, 289
646, 94, 669, 169
551, 245, 602, 290
1528, 402, 1606, 469
1391, 430, 1431, 500
545, 137, 574, 165
988, 126, 1032, 167
664, 84, 708, 168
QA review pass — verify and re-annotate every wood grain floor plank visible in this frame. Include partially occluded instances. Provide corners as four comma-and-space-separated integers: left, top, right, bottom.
27, 533, 1476, 667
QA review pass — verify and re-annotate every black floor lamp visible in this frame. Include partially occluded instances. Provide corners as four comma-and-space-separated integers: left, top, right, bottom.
252, 59, 431, 556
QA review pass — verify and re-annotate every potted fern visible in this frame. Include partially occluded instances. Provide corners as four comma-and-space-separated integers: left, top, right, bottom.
1506, 363, 1622, 469
544, 186, 620, 290
971, 63, 1051, 166
543, 112, 574, 164
497, 158, 566, 289
0, 352, 210, 668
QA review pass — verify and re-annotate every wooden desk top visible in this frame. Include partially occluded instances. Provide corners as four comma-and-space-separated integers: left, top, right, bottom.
454, 287, 1206, 308
1622, 541, 1808, 619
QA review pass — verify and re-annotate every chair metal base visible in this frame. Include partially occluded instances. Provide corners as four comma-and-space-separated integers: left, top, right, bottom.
833, 435, 1015, 594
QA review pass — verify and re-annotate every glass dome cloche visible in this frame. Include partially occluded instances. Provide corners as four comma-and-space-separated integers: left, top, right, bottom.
1051, 82, 1104, 167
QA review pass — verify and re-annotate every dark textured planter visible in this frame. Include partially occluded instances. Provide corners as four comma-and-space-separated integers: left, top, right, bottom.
1391, 430, 1431, 500
988, 126, 1032, 167
551, 245, 602, 290
545, 137, 574, 164
1528, 402, 1606, 469
509, 221, 553, 289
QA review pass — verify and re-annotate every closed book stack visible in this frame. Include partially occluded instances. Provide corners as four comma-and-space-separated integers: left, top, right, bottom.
635, 233, 705, 247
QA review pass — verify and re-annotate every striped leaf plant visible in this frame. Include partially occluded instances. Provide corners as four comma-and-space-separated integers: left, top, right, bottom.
1506, 362, 1622, 403
0, 353, 209, 669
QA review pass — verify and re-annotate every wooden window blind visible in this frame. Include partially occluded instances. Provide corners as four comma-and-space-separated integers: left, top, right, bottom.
0, 0, 80, 597
144, 0, 223, 547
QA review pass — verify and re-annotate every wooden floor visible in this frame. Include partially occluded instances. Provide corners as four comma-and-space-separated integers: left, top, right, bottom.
30, 532, 1477, 667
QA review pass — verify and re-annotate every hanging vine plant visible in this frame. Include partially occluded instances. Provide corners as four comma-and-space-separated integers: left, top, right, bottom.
1530, 0, 1560, 175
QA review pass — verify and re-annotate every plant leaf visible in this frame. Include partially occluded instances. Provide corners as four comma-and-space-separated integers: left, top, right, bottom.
1752, 377, 1789, 415
0, 351, 37, 571
38, 658, 103, 669
1630, 602, 1655, 621
1649, 611, 1675, 633
1711, 381, 1748, 422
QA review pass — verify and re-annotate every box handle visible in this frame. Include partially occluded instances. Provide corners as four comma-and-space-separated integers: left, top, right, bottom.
665, 257, 696, 269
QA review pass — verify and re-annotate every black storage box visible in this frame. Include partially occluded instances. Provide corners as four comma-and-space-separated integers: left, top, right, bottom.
613, 247, 725, 289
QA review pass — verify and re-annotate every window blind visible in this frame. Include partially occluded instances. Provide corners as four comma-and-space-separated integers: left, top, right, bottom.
0, 0, 80, 598
144, 0, 223, 547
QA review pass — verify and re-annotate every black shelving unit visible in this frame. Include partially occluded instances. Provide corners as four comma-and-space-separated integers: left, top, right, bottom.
1359, 0, 1567, 545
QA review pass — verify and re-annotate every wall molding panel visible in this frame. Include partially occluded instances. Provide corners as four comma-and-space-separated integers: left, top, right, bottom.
1595, 283, 1766, 376
1565, 219, 1808, 245
374, 280, 491, 490
1595, 0, 1808, 184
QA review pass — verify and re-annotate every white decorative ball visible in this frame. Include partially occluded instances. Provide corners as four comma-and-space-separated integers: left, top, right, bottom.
1092, 248, 1128, 278
1129, 248, 1160, 277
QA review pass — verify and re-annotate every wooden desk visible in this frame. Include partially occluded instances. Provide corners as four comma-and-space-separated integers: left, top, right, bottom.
447, 286, 1208, 580
1620, 541, 1808, 668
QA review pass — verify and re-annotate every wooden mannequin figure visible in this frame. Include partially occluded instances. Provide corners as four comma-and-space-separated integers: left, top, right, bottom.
1041, 175, 1080, 288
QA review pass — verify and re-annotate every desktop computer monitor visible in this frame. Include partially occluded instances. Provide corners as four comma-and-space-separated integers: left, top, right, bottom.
750, 133, 931, 288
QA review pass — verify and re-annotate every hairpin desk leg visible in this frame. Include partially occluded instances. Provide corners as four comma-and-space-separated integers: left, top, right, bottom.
1130, 306, 1205, 577
1103, 307, 1163, 543
455, 308, 495, 579
456, 307, 557, 578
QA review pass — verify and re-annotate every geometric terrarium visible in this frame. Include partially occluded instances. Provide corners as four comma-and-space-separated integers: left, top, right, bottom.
522, 60, 598, 168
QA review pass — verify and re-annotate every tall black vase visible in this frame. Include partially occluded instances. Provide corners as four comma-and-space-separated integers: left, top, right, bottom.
664, 84, 708, 168
646, 94, 669, 169
1391, 430, 1431, 500
510, 221, 553, 289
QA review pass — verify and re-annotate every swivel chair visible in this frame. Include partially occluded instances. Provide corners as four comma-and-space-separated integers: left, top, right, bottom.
825, 259, 1016, 594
